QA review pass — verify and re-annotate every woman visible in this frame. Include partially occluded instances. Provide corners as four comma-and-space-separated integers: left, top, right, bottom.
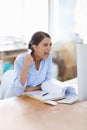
13, 31, 52, 96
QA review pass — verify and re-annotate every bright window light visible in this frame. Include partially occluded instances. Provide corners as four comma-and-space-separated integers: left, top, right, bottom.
0, 0, 48, 44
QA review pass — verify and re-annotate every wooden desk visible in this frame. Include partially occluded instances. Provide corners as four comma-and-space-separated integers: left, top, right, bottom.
0, 95, 87, 130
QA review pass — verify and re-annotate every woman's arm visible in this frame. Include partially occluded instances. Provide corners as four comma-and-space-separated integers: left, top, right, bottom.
20, 53, 33, 85
13, 53, 33, 96
24, 85, 41, 92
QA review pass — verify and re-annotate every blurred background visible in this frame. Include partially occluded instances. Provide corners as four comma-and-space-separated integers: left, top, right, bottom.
0, 0, 87, 81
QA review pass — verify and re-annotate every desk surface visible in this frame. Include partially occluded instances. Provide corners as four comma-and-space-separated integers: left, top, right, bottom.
0, 95, 87, 130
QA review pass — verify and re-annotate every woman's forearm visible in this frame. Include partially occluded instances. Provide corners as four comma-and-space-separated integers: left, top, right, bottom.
20, 62, 30, 85
24, 85, 41, 92
20, 54, 33, 86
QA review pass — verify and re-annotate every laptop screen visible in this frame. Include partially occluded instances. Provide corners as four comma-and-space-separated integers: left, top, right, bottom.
76, 44, 87, 101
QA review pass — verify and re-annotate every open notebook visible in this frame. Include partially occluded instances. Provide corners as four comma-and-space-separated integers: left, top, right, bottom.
24, 78, 77, 101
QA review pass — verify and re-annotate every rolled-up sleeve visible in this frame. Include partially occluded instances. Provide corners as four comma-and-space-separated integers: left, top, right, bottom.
13, 77, 27, 96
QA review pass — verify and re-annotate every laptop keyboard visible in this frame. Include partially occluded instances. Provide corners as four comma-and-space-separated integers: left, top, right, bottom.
58, 95, 78, 104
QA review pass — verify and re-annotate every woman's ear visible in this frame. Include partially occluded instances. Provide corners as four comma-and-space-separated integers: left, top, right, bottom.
32, 45, 37, 51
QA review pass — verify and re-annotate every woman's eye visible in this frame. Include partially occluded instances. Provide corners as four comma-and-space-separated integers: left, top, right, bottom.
44, 43, 48, 46
44, 43, 52, 46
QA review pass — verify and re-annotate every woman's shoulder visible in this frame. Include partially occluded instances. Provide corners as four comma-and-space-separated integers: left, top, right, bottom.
16, 52, 26, 60
15, 52, 27, 64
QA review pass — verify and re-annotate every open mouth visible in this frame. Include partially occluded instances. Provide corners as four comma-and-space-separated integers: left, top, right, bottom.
44, 52, 50, 57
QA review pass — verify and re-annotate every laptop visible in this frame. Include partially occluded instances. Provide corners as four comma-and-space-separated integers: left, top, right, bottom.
76, 44, 87, 101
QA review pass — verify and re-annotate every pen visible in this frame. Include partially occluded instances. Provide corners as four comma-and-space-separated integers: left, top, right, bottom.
42, 92, 49, 96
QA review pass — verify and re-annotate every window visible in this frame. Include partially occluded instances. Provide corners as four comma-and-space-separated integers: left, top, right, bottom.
0, 0, 48, 44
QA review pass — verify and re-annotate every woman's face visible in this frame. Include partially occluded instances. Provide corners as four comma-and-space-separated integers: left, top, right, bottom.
33, 37, 52, 60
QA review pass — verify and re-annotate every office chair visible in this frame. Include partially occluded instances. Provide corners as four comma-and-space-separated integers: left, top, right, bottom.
0, 69, 16, 99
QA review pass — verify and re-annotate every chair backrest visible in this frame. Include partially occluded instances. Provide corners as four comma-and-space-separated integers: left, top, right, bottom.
0, 69, 15, 99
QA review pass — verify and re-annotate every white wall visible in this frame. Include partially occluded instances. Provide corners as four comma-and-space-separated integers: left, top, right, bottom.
0, 0, 48, 43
